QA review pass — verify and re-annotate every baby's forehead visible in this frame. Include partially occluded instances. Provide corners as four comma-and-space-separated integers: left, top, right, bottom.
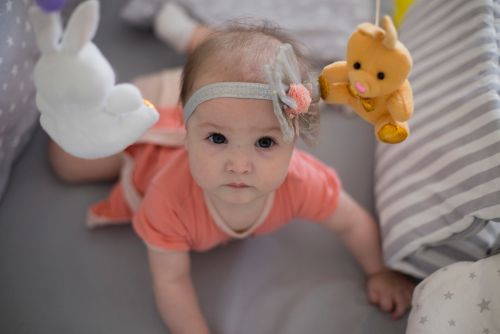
188, 98, 279, 129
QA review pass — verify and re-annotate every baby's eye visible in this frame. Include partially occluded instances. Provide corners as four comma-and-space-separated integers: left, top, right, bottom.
256, 136, 276, 149
207, 133, 227, 144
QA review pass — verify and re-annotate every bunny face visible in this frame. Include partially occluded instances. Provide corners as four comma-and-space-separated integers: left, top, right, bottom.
34, 43, 115, 111
346, 22, 412, 98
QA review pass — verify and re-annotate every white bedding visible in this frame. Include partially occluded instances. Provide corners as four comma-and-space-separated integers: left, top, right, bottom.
177, 0, 371, 62
406, 253, 500, 334
122, 0, 373, 62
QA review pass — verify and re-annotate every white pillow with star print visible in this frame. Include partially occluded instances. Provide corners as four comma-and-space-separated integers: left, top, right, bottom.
406, 253, 500, 334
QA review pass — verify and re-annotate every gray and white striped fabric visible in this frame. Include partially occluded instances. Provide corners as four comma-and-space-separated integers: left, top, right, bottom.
374, 0, 500, 279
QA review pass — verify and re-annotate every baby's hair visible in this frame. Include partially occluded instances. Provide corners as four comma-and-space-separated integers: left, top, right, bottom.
180, 22, 313, 105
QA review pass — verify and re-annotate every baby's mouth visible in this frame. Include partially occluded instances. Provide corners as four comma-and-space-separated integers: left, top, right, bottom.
227, 183, 250, 189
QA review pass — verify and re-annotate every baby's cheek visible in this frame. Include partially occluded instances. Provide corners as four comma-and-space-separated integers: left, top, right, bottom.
188, 158, 211, 186
263, 165, 289, 190
191, 172, 212, 191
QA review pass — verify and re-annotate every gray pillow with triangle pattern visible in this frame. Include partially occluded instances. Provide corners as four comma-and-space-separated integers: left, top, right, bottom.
0, 0, 39, 202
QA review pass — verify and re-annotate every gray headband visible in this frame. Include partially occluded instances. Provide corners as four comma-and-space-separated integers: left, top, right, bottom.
183, 82, 275, 121
182, 43, 320, 145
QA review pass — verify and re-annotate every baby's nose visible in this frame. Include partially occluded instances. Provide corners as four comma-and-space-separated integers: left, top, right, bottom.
226, 149, 252, 174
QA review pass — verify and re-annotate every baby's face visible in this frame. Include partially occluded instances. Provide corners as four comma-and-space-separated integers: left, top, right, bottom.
185, 97, 295, 205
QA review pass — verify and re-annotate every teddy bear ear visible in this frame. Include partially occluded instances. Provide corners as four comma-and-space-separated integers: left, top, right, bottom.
357, 22, 386, 40
381, 15, 398, 50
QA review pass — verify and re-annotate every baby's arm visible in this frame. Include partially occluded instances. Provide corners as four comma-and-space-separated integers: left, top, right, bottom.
148, 248, 210, 334
323, 190, 415, 318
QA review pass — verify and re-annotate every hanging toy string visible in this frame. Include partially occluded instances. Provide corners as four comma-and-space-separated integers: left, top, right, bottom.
375, 0, 381, 26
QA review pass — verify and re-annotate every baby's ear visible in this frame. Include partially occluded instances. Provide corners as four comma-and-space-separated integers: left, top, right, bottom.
61, 0, 99, 54
29, 6, 63, 54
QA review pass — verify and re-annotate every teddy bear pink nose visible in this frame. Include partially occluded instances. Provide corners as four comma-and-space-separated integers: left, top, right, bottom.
355, 82, 367, 94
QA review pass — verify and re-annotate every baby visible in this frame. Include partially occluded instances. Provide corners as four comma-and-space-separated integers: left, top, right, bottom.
49, 25, 415, 333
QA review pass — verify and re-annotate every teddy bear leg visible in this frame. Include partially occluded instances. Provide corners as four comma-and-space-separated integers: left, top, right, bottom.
375, 116, 409, 144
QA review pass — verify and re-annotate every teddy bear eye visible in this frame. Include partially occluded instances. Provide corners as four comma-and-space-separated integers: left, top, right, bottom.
377, 72, 385, 80
353, 62, 361, 70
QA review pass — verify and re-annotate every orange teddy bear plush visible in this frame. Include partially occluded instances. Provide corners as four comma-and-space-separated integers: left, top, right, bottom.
319, 15, 413, 144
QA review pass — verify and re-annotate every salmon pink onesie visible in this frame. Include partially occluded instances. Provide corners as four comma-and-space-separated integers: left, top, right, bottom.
89, 106, 341, 252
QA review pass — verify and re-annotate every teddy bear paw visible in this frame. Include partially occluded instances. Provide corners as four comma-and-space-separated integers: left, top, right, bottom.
318, 74, 330, 100
378, 123, 408, 144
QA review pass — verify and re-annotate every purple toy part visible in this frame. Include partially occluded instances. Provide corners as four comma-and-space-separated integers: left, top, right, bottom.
35, 0, 66, 12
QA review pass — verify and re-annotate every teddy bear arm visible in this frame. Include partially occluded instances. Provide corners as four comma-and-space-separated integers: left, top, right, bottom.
322, 82, 352, 105
387, 80, 414, 122
319, 61, 351, 104
320, 61, 348, 83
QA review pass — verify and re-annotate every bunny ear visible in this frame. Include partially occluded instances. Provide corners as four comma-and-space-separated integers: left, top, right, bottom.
61, 0, 99, 54
29, 6, 63, 54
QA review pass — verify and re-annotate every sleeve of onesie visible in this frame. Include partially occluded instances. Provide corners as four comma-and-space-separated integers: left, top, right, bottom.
132, 184, 191, 252
290, 150, 342, 222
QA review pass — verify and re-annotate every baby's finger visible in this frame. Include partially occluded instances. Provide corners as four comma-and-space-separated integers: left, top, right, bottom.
379, 293, 394, 312
368, 288, 380, 304
405, 289, 414, 303
391, 293, 409, 319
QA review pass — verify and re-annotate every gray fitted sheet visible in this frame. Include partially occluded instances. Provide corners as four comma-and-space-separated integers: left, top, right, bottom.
0, 1, 408, 333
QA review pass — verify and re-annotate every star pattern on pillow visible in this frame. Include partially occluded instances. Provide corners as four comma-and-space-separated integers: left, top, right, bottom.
0, 0, 36, 141
0, 0, 39, 199
407, 255, 500, 334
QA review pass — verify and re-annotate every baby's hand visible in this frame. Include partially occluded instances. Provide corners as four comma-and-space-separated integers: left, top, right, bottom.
366, 269, 415, 319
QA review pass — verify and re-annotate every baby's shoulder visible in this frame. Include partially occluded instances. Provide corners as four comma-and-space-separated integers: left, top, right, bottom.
287, 149, 333, 181
146, 149, 199, 206
281, 148, 341, 197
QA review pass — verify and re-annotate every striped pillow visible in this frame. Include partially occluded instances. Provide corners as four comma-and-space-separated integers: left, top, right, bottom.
375, 0, 500, 279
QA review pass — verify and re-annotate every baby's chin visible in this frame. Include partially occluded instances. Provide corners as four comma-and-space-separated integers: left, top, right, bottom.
217, 186, 262, 204
207, 186, 271, 205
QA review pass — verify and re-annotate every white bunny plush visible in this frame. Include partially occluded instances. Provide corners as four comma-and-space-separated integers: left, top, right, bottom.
29, 0, 159, 159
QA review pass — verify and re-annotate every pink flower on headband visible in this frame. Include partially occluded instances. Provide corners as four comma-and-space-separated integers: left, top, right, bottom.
284, 83, 312, 118
264, 43, 319, 143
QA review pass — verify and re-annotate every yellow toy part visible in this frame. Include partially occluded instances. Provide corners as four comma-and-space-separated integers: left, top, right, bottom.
394, 0, 415, 28
319, 15, 413, 144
